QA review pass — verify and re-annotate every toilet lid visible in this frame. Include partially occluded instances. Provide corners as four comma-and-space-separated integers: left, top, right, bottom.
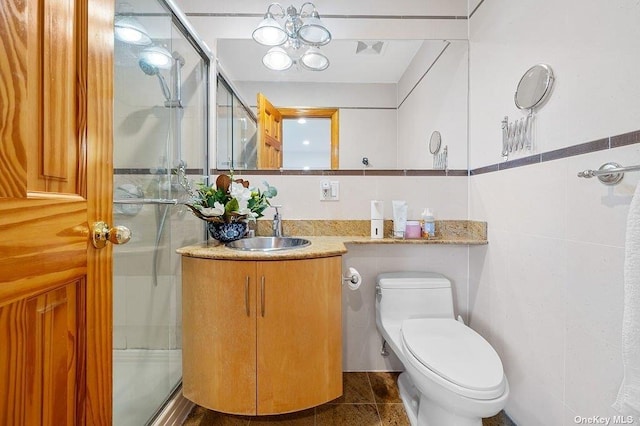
402, 319, 504, 394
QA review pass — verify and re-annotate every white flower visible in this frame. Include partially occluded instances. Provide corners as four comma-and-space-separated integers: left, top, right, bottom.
231, 181, 252, 211
198, 201, 225, 217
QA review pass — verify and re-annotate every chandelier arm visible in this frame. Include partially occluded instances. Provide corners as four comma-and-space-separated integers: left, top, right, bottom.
266, 2, 286, 18
298, 2, 317, 17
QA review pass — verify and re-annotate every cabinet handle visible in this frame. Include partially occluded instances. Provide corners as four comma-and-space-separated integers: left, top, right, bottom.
260, 276, 265, 317
245, 276, 250, 317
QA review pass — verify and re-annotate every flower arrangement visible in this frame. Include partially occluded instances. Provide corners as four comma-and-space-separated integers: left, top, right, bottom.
179, 167, 277, 224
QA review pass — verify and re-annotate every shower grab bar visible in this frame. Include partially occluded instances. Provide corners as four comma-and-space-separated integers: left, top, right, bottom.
577, 162, 640, 186
113, 198, 180, 205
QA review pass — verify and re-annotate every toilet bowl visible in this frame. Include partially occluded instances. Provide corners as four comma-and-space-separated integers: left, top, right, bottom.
375, 272, 508, 426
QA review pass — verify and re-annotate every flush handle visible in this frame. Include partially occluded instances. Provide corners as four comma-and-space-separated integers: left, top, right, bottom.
92, 221, 132, 249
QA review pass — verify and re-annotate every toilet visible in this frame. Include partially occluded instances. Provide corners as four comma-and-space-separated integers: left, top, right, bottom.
375, 272, 509, 426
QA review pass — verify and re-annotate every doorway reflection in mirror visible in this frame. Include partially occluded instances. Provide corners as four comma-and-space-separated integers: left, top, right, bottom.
283, 117, 331, 169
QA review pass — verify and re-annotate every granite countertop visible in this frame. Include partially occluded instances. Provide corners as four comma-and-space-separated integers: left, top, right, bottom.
176, 236, 349, 260
177, 224, 488, 260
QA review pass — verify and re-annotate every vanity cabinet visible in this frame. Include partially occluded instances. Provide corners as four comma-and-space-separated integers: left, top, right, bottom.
182, 256, 343, 415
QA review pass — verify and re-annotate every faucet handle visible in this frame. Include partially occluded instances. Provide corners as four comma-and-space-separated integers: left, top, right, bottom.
270, 205, 283, 237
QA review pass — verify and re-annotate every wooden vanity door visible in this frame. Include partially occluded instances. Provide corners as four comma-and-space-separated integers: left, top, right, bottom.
256, 257, 343, 414
181, 258, 258, 414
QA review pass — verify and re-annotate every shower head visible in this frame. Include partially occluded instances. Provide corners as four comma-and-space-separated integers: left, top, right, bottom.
138, 45, 173, 81
139, 58, 172, 102
138, 46, 173, 102
138, 58, 160, 76
138, 46, 184, 107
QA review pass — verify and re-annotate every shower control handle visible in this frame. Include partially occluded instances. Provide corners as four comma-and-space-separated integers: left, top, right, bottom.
92, 221, 132, 249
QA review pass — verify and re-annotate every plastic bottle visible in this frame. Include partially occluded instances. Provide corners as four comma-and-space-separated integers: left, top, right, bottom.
421, 208, 435, 238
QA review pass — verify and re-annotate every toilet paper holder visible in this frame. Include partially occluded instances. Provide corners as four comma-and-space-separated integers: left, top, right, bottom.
342, 267, 362, 290
342, 272, 359, 284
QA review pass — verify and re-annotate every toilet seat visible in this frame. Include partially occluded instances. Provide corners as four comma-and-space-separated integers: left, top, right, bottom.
401, 318, 506, 400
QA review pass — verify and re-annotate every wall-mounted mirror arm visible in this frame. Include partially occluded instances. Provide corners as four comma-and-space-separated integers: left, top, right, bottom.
501, 64, 554, 160
429, 131, 447, 170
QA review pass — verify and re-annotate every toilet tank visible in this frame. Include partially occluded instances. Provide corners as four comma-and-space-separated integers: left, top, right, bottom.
376, 272, 455, 323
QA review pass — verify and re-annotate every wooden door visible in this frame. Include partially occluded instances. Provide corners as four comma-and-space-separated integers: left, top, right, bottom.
257, 93, 283, 169
256, 257, 343, 414
0, 0, 114, 424
181, 258, 258, 415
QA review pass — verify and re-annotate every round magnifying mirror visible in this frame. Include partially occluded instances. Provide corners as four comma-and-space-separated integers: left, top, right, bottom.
514, 64, 554, 110
429, 131, 442, 154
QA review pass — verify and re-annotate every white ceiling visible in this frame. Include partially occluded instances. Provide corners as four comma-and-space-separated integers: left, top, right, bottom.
217, 39, 425, 84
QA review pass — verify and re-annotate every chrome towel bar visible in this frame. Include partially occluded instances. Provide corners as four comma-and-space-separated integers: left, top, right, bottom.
577, 162, 640, 186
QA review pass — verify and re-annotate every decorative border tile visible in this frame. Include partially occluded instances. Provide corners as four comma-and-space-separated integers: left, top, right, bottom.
540, 138, 609, 162
498, 154, 540, 170
611, 129, 640, 148
115, 131, 640, 178
471, 129, 640, 176
218, 169, 469, 177
114, 168, 203, 175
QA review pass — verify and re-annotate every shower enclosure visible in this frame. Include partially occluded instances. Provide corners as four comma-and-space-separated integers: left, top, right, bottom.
113, 0, 210, 424
216, 74, 258, 170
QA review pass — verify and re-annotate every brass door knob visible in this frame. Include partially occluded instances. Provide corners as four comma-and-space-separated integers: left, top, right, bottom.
92, 221, 132, 249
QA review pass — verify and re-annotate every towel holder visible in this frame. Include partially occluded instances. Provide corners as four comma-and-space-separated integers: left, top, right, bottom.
577, 162, 640, 186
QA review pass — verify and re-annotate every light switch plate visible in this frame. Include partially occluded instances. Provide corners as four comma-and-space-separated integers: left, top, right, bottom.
320, 180, 339, 201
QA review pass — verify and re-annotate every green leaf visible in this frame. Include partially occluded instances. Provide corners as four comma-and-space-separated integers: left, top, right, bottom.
225, 198, 239, 213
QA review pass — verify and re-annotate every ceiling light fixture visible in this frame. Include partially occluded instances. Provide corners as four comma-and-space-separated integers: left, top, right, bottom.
115, 16, 152, 45
139, 46, 174, 70
252, 2, 331, 71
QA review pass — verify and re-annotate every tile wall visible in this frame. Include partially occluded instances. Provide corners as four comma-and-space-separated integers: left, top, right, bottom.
468, 0, 640, 424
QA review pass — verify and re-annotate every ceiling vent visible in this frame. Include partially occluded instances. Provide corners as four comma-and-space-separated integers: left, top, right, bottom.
356, 41, 385, 55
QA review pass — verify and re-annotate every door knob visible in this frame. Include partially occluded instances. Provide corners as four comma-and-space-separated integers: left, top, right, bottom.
92, 221, 132, 249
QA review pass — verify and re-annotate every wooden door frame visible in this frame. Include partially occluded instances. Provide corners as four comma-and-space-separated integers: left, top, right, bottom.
277, 107, 339, 170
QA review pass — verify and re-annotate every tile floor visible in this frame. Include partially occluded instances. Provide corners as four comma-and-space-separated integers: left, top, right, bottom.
183, 372, 515, 425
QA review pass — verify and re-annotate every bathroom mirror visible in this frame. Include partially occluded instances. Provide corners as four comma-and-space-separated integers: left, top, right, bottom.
514, 64, 555, 110
429, 131, 442, 154
216, 38, 469, 170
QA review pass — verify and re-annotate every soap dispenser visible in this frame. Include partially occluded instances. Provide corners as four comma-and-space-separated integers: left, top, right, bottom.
421, 208, 435, 238
370, 200, 384, 239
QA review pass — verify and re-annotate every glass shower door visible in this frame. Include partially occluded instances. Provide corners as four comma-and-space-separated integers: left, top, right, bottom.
112, 0, 209, 424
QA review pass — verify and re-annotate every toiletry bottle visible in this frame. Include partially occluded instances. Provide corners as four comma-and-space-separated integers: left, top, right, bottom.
421, 208, 435, 238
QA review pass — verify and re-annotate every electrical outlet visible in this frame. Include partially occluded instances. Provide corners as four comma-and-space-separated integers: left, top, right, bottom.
320, 180, 339, 201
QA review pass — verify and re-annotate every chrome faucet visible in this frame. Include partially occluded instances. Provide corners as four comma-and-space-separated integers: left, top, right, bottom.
271, 205, 283, 237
